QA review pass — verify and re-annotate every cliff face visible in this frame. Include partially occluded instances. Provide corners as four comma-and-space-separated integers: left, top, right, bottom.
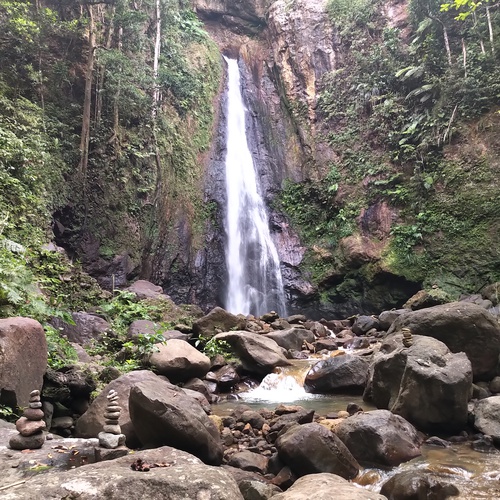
186, 0, 500, 317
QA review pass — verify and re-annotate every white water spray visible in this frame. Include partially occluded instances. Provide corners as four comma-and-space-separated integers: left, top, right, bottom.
224, 57, 287, 316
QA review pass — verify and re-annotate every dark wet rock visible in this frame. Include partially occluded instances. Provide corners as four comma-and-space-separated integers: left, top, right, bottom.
272, 472, 387, 499
0, 317, 47, 409
129, 377, 223, 465
378, 309, 407, 331
304, 354, 370, 394
240, 410, 266, 430
489, 376, 500, 394
380, 470, 459, 499
471, 434, 497, 453
214, 331, 291, 375
335, 410, 422, 467
266, 408, 315, 443
287, 314, 307, 324
193, 307, 246, 339
148, 338, 211, 381
365, 334, 472, 432
313, 338, 339, 351
44, 366, 97, 403
228, 450, 269, 474
425, 436, 451, 448
263, 328, 315, 352
206, 364, 241, 389
388, 301, 500, 381
352, 315, 379, 335
276, 423, 360, 480
2, 446, 243, 499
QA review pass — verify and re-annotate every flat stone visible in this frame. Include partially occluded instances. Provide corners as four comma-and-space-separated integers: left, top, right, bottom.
30, 390, 41, 398
106, 405, 121, 412
104, 411, 121, 420
23, 408, 45, 420
9, 431, 45, 450
103, 424, 122, 434
16, 417, 46, 436
29, 402, 42, 409
98, 432, 126, 449
95, 446, 129, 461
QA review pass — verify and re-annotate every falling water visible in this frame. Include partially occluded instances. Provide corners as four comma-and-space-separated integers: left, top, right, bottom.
224, 57, 287, 317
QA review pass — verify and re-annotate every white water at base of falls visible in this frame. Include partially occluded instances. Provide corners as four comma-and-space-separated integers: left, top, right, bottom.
223, 57, 287, 317
241, 361, 322, 403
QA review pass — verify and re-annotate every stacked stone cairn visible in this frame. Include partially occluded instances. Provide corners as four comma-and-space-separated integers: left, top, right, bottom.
402, 327, 413, 348
98, 389, 126, 449
9, 390, 46, 450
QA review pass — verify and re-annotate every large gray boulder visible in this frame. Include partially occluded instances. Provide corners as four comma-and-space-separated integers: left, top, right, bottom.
148, 338, 211, 381
129, 376, 223, 465
214, 331, 291, 375
335, 410, 422, 467
473, 396, 500, 442
0, 446, 243, 500
364, 334, 472, 432
74, 370, 161, 447
193, 306, 245, 339
275, 423, 360, 480
263, 327, 315, 351
304, 354, 370, 393
51, 311, 111, 345
271, 473, 386, 500
0, 317, 47, 408
388, 302, 500, 380
125, 279, 166, 300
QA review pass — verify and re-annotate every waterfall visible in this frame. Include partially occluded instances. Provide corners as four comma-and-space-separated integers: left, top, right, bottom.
223, 57, 287, 317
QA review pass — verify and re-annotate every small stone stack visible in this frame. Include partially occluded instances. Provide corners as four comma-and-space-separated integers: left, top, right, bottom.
9, 389, 46, 450
402, 328, 413, 348
98, 389, 126, 449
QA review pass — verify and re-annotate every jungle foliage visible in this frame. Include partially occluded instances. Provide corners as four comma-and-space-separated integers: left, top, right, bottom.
279, 0, 500, 298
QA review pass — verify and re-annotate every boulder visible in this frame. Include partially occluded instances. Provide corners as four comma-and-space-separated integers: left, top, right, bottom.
352, 316, 379, 335
0, 317, 47, 408
125, 279, 166, 300
335, 410, 422, 467
127, 320, 190, 342
214, 331, 291, 375
482, 282, 500, 305
380, 471, 459, 499
129, 376, 223, 465
304, 354, 370, 393
263, 327, 315, 351
0, 446, 243, 500
148, 338, 211, 381
50, 312, 111, 346
193, 306, 245, 339
275, 423, 360, 480
364, 334, 472, 432
388, 302, 500, 380
271, 473, 386, 500
228, 450, 269, 474
378, 309, 406, 331
403, 289, 448, 310
75, 370, 161, 447
473, 396, 500, 442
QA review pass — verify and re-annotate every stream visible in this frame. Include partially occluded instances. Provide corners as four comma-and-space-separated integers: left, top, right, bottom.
213, 360, 500, 499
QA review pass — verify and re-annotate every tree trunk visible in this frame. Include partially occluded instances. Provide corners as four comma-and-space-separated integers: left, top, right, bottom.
486, 6, 495, 54
79, 4, 96, 182
462, 38, 467, 77
152, 0, 161, 117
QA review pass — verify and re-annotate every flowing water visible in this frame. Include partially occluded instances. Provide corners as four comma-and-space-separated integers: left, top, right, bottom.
214, 360, 500, 499
223, 57, 287, 317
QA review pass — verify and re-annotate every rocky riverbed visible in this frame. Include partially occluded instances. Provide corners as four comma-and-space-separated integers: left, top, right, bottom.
1, 281, 500, 498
